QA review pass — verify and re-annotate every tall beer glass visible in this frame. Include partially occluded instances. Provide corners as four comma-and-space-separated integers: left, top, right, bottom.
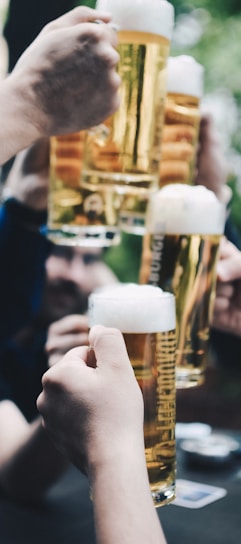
160, 56, 204, 187
89, 283, 176, 507
46, 131, 122, 247
82, 0, 174, 235
140, 184, 226, 388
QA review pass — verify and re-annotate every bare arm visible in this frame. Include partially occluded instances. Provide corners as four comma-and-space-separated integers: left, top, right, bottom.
37, 326, 166, 544
0, 400, 67, 502
0, 6, 120, 165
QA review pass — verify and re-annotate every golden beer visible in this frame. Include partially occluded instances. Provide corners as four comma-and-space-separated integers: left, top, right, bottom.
82, 0, 174, 235
140, 184, 226, 388
88, 283, 176, 506
160, 56, 204, 187
47, 131, 122, 247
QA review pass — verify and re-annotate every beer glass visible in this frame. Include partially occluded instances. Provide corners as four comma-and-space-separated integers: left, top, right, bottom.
160, 56, 204, 187
89, 283, 176, 507
46, 131, 122, 247
140, 184, 226, 388
82, 0, 174, 236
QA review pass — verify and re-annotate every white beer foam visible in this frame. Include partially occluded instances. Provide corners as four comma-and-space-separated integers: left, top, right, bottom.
167, 56, 204, 98
89, 283, 176, 333
96, 0, 174, 40
146, 184, 226, 235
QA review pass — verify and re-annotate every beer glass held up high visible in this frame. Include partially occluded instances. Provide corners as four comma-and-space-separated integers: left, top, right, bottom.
160, 55, 204, 187
89, 283, 176, 507
140, 184, 226, 388
82, 0, 174, 236
46, 129, 123, 248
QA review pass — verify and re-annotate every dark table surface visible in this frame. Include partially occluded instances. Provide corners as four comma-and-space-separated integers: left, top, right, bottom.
0, 429, 241, 544
159, 430, 241, 544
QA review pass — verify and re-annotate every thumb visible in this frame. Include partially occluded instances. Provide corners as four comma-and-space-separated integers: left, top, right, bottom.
89, 325, 131, 371
217, 253, 241, 282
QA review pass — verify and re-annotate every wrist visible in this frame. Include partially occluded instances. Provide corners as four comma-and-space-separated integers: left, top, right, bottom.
88, 432, 146, 483
1, 75, 41, 159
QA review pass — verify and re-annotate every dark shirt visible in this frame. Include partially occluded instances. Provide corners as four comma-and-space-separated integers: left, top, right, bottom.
0, 199, 51, 420
4, 0, 76, 71
0, 199, 51, 342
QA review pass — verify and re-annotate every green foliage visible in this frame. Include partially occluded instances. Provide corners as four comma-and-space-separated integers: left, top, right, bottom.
171, 0, 241, 16
104, 233, 143, 282
75, 0, 96, 7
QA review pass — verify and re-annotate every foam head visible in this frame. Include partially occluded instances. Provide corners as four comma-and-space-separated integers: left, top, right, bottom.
167, 55, 204, 98
96, 0, 174, 40
88, 283, 176, 333
146, 184, 226, 235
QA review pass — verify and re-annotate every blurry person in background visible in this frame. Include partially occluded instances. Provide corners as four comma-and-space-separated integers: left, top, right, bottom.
194, 113, 240, 247
0, 140, 117, 501
211, 237, 241, 372
194, 114, 241, 373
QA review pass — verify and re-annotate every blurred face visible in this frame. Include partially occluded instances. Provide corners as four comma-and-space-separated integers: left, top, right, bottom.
40, 246, 115, 323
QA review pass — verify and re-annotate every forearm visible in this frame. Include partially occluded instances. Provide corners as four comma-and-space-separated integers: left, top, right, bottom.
0, 412, 68, 501
90, 441, 166, 544
0, 75, 40, 165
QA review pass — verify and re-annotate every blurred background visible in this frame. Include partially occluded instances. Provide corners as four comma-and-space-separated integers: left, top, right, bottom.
1, 0, 241, 428
0, 0, 241, 240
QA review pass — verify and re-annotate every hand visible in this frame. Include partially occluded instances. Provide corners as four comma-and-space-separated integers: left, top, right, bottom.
3, 139, 50, 210
195, 114, 230, 203
45, 314, 89, 367
212, 238, 241, 336
9, 6, 120, 139
37, 325, 144, 475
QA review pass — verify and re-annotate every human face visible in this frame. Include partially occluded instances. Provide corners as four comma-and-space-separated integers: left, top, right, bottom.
41, 246, 112, 323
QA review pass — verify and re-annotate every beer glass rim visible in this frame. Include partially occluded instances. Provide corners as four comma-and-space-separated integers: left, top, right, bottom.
95, 0, 174, 40
88, 283, 176, 333
167, 55, 204, 99
146, 184, 226, 235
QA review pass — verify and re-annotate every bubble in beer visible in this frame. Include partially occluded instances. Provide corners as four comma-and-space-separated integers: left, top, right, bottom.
89, 283, 176, 333
146, 184, 226, 235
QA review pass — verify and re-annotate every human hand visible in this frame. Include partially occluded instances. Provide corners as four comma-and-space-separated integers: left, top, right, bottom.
195, 114, 230, 203
45, 314, 89, 367
212, 238, 241, 336
9, 7, 120, 140
3, 139, 49, 210
37, 325, 144, 475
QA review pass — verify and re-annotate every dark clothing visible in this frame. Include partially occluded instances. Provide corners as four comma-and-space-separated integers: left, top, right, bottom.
0, 199, 51, 420
4, 0, 76, 71
0, 329, 48, 422
0, 199, 51, 342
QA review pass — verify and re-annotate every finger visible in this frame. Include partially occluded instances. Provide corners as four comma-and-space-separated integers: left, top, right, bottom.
47, 315, 88, 337
213, 296, 230, 313
89, 325, 131, 371
215, 282, 234, 299
46, 332, 89, 354
42, 345, 90, 384
217, 257, 241, 282
41, 7, 112, 33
